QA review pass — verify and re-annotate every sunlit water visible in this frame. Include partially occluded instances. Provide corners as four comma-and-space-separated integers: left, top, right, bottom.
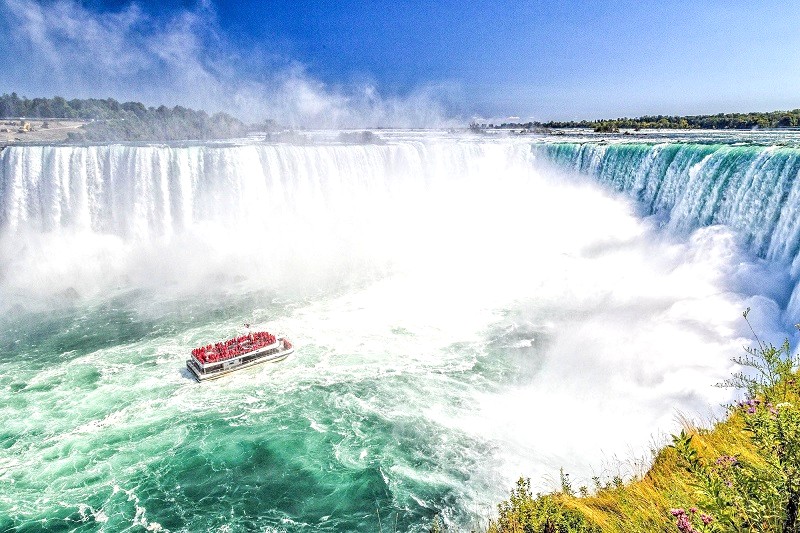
0, 131, 794, 531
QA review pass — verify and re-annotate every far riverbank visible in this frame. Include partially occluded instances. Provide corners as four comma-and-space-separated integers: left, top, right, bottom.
1, 118, 87, 146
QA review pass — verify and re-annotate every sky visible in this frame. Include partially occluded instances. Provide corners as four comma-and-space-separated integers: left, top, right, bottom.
1, 0, 800, 126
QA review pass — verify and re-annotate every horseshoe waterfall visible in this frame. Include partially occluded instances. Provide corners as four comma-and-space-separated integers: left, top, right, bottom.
1, 132, 796, 531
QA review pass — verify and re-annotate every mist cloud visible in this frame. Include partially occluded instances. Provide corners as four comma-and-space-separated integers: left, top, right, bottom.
0, 0, 458, 127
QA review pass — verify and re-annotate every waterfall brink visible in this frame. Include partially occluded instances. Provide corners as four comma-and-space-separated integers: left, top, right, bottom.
10, 141, 798, 260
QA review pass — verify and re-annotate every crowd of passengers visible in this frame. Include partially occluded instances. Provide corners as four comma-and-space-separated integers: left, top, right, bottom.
191, 332, 276, 363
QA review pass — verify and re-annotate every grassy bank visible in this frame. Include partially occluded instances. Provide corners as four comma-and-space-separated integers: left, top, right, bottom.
484, 312, 800, 533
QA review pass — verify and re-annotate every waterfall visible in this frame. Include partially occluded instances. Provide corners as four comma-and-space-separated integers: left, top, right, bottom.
1, 137, 791, 531
532, 141, 800, 318
5, 139, 800, 315
532, 142, 800, 265
0, 140, 535, 302
0, 142, 532, 239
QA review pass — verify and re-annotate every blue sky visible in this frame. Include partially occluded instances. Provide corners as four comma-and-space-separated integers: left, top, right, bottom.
2, 0, 799, 125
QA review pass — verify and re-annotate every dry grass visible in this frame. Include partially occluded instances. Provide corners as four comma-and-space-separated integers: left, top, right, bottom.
527, 411, 765, 532
488, 330, 800, 533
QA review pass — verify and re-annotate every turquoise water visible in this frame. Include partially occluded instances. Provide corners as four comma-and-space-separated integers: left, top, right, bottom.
0, 133, 792, 531
0, 287, 506, 531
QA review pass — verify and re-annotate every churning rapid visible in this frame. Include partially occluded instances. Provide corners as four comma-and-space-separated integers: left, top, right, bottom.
0, 131, 794, 531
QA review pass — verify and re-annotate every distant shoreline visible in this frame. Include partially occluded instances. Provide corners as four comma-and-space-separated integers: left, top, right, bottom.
471, 108, 800, 133
1, 118, 88, 145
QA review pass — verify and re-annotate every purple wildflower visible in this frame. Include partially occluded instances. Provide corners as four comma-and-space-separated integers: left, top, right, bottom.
715, 455, 737, 466
670, 508, 700, 533
676, 513, 698, 533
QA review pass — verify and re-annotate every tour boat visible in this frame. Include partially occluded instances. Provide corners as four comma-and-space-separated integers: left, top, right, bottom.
186, 331, 294, 382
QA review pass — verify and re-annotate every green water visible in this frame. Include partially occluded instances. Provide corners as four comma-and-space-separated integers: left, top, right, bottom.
0, 285, 513, 532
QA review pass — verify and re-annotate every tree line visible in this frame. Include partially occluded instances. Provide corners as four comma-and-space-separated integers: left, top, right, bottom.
472, 109, 800, 133
0, 93, 273, 141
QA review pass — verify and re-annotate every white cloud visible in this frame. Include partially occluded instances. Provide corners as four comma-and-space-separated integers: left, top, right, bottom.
0, 0, 458, 127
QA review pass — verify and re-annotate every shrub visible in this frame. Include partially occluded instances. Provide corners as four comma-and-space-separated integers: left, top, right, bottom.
670, 308, 800, 532
487, 478, 600, 533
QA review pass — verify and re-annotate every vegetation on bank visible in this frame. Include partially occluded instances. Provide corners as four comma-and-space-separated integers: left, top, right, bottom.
70, 108, 249, 142
0, 93, 278, 141
471, 109, 800, 133
480, 310, 800, 533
